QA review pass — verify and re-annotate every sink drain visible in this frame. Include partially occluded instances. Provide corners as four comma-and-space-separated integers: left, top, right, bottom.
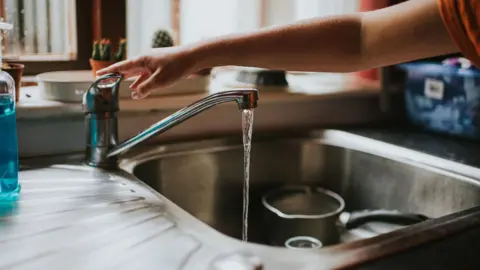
285, 236, 323, 249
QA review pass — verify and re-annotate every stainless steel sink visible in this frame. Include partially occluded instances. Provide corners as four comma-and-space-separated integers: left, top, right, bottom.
120, 130, 480, 249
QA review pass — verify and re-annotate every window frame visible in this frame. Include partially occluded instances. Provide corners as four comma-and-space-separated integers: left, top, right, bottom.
2, 0, 126, 76
171, 0, 181, 44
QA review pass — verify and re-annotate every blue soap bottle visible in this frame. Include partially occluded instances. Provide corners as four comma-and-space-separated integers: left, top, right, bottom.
0, 22, 20, 201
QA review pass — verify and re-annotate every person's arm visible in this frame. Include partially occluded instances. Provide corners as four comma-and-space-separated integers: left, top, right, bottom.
97, 0, 459, 98
193, 0, 458, 73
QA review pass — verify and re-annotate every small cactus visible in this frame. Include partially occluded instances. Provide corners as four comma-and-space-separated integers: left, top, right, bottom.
92, 38, 127, 62
100, 38, 111, 61
114, 38, 127, 62
151, 29, 174, 48
92, 41, 101, 60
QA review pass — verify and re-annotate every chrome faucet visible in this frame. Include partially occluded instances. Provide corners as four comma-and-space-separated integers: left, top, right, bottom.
83, 73, 259, 169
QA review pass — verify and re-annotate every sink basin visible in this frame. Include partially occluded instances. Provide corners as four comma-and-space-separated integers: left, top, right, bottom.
121, 130, 480, 248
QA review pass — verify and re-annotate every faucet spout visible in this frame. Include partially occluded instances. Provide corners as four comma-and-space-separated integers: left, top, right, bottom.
83, 73, 259, 169
107, 88, 259, 158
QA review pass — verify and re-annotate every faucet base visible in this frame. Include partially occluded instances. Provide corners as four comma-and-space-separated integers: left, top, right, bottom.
85, 146, 119, 169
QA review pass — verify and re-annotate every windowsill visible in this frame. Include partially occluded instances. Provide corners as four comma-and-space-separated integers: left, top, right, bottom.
5, 53, 76, 62
16, 72, 381, 120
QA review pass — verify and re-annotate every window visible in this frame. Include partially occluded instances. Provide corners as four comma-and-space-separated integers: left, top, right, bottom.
3, 0, 77, 61
126, 0, 360, 58
126, 0, 173, 58
0, 0, 126, 75
3, 0, 370, 76
179, 0, 261, 45
293, 0, 358, 21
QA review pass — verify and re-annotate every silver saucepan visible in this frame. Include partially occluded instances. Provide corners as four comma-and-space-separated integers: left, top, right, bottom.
262, 185, 429, 249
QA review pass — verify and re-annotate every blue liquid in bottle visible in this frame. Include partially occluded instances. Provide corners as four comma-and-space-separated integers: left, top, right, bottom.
0, 22, 20, 203
0, 95, 20, 201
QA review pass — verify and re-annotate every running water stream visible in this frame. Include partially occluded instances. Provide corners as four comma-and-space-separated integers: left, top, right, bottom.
242, 109, 254, 242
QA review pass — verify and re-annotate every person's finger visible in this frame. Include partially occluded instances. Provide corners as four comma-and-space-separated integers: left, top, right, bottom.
136, 68, 163, 96
96, 61, 133, 75
131, 88, 151, 99
131, 91, 143, 100
96, 56, 148, 76
130, 73, 149, 90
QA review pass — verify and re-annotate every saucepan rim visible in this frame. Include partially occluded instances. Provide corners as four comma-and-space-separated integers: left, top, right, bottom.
262, 185, 345, 219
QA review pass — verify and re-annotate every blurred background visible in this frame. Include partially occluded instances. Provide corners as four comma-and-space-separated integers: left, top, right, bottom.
0, 0, 400, 75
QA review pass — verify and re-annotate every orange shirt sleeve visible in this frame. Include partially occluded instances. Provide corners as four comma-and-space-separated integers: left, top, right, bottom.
437, 0, 480, 67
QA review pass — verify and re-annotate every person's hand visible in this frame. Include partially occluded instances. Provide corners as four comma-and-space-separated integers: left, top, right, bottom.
96, 45, 200, 99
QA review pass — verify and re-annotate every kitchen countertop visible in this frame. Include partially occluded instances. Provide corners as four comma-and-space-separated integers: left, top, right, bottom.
5, 127, 480, 270
351, 127, 480, 168
347, 126, 480, 179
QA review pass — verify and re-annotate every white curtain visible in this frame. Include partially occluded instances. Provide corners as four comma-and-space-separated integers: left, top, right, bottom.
179, 0, 359, 42
126, 0, 358, 57
294, 0, 358, 20
126, 0, 172, 58
181, 0, 238, 45
180, 0, 262, 44
4, 0, 74, 57
48, 0, 68, 54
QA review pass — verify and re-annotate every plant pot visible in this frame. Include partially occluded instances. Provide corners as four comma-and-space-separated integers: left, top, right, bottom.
2, 63, 24, 102
89, 58, 114, 77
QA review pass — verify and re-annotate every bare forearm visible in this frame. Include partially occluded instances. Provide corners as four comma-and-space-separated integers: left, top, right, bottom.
192, 0, 458, 73
194, 14, 365, 73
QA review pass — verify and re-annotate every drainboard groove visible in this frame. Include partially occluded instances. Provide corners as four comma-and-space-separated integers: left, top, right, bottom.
5, 197, 145, 219
0, 204, 164, 244
0, 209, 173, 269
11, 215, 177, 270
18, 182, 129, 193
0, 199, 153, 223
16, 190, 137, 203
109, 233, 202, 270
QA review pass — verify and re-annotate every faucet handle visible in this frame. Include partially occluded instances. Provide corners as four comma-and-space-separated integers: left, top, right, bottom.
92, 72, 124, 89
83, 73, 124, 114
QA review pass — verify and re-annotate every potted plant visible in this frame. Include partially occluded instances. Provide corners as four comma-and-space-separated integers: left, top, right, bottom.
151, 29, 212, 76
2, 61, 24, 102
151, 29, 175, 49
89, 38, 127, 77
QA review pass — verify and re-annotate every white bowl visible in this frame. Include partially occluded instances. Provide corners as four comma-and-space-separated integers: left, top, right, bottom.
37, 70, 209, 102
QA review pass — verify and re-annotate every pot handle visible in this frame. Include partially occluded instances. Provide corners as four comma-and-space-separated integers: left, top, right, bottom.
341, 210, 429, 230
